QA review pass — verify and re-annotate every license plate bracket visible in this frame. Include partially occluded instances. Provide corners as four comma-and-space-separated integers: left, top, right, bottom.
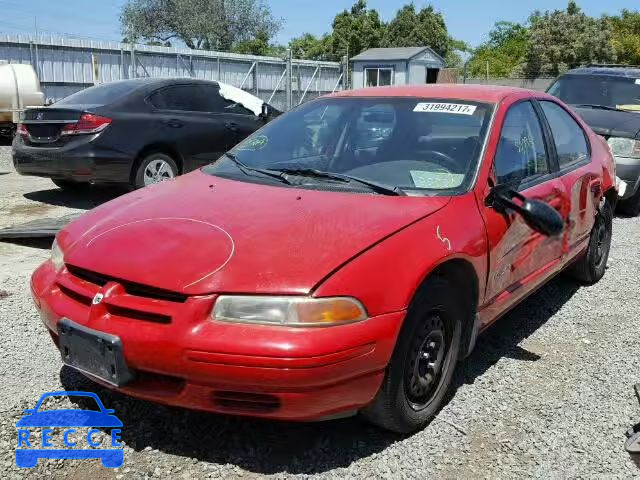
57, 318, 133, 387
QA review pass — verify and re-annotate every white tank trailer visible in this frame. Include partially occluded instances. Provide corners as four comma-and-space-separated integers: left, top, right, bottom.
0, 62, 44, 139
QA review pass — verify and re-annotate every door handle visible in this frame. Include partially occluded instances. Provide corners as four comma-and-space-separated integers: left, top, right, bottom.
164, 119, 184, 128
224, 122, 239, 132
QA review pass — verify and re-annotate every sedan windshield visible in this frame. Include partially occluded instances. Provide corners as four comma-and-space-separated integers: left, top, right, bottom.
204, 97, 493, 195
548, 75, 640, 110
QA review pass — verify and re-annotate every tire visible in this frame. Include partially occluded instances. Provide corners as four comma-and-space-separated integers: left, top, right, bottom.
566, 199, 613, 285
132, 152, 178, 190
361, 276, 463, 433
619, 187, 640, 217
51, 179, 88, 191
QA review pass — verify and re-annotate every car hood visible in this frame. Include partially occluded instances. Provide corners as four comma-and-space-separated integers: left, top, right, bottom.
59, 171, 450, 295
570, 106, 640, 138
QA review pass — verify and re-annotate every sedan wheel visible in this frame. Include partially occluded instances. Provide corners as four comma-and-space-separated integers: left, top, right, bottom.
144, 158, 176, 186
133, 153, 178, 190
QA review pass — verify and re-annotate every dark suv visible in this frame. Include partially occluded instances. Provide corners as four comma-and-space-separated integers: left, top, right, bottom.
13, 78, 280, 190
547, 65, 640, 215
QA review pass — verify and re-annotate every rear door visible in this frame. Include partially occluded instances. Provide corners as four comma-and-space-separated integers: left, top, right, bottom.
148, 84, 231, 170
537, 100, 601, 258
479, 100, 569, 320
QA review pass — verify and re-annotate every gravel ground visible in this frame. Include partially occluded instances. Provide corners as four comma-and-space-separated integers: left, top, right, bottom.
1, 144, 639, 479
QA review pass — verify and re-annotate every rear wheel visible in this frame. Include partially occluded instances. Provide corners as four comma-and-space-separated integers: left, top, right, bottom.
361, 276, 463, 433
51, 179, 88, 191
566, 199, 613, 284
132, 152, 178, 189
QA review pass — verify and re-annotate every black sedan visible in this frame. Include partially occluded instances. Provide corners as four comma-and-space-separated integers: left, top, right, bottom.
12, 78, 280, 190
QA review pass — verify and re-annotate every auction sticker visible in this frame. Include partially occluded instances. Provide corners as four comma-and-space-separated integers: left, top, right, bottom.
413, 102, 477, 115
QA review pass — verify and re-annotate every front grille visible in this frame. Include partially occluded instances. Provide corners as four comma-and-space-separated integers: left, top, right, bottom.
57, 284, 92, 306
106, 305, 172, 325
66, 264, 188, 303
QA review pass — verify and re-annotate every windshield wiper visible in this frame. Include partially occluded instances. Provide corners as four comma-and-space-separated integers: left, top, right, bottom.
223, 153, 292, 184
573, 104, 619, 111
272, 167, 406, 196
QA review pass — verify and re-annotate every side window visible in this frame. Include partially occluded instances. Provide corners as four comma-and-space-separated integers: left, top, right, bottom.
539, 101, 590, 169
494, 101, 550, 185
198, 85, 231, 113
149, 85, 201, 111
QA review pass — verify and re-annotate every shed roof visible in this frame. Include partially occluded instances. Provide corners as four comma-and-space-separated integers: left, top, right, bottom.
350, 47, 443, 63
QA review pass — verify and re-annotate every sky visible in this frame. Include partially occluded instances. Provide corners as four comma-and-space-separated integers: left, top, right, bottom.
0, 0, 636, 48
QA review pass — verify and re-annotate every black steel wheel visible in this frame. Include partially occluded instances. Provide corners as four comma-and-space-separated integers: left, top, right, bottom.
566, 198, 613, 284
362, 276, 464, 433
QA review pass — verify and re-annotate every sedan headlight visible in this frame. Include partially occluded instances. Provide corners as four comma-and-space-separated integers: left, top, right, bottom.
608, 137, 640, 158
50, 238, 65, 272
212, 295, 368, 327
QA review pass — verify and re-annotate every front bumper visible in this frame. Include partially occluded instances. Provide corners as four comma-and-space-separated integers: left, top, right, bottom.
12, 137, 132, 185
31, 261, 405, 421
615, 156, 640, 200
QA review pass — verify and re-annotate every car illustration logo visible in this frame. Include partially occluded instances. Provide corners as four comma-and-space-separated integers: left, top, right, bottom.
92, 293, 104, 305
35, 112, 44, 120
15, 391, 124, 468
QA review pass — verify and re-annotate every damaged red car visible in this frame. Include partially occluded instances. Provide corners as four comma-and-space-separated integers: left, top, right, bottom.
31, 85, 616, 433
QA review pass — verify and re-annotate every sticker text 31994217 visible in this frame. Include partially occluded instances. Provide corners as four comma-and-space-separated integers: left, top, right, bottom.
413, 103, 477, 115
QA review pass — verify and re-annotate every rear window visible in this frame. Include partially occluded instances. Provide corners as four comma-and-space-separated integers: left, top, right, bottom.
56, 81, 142, 106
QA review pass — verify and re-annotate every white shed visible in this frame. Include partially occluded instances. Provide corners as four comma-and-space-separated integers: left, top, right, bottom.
350, 47, 445, 89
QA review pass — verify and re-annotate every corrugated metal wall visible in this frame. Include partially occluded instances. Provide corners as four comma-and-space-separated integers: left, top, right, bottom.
0, 34, 344, 111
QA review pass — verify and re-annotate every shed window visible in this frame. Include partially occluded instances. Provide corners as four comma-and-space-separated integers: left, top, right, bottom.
365, 68, 393, 87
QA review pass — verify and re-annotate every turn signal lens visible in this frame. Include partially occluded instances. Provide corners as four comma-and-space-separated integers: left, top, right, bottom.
212, 296, 368, 327
61, 113, 112, 136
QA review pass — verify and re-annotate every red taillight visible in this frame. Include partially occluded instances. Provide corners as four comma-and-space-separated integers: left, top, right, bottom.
60, 113, 112, 136
17, 123, 28, 137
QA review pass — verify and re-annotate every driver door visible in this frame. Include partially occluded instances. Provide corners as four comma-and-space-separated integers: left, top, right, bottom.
478, 100, 569, 322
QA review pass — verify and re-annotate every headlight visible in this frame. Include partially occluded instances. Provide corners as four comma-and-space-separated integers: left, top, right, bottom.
212, 296, 368, 327
608, 137, 640, 158
50, 238, 65, 272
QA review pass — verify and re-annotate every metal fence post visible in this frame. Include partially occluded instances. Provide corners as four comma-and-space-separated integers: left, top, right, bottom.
286, 49, 293, 110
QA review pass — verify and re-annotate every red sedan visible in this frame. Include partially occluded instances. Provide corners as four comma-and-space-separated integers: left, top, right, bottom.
31, 85, 617, 433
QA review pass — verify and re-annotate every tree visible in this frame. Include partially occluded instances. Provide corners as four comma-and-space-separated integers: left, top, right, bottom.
467, 21, 530, 77
289, 33, 332, 60
120, 0, 282, 52
384, 4, 450, 59
326, 0, 386, 61
607, 9, 640, 65
523, 2, 615, 77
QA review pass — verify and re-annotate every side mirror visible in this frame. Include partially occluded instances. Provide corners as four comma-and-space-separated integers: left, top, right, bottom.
488, 186, 564, 237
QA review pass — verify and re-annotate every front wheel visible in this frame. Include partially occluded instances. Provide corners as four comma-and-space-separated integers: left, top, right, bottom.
361, 276, 463, 433
566, 199, 613, 284
132, 153, 178, 189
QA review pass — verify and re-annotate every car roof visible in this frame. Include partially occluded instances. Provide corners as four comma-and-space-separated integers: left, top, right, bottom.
563, 66, 640, 78
328, 84, 544, 103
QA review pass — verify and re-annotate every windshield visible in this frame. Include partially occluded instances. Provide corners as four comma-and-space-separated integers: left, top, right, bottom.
204, 97, 493, 195
56, 81, 142, 106
548, 74, 640, 109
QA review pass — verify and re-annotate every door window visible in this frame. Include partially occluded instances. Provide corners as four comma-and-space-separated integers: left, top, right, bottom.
149, 85, 203, 111
494, 101, 550, 185
198, 85, 232, 113
539, 101, 590, 169
365, 68, 393, 87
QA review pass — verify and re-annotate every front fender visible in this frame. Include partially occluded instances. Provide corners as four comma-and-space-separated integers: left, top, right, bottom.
313, 194, 488, 317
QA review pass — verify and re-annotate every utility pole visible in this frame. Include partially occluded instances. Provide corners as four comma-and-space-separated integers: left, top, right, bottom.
33, 16, 40, 79
285, 48, 293, 110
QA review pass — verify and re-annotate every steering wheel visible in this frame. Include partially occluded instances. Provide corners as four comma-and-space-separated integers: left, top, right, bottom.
421, 150, 460, 173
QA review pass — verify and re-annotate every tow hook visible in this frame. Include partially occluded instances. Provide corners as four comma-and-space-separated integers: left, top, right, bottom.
625, 384, 640, 454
